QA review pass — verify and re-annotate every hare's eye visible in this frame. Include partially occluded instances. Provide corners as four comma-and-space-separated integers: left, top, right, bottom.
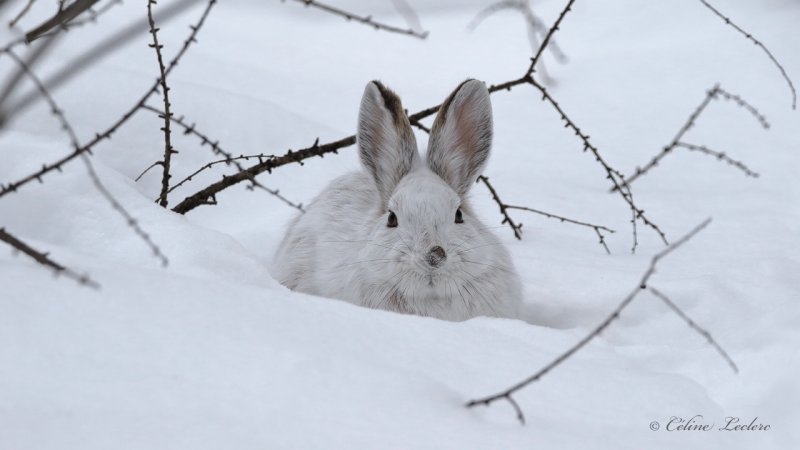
387, 211, 398, 228
455, 208, 464, 224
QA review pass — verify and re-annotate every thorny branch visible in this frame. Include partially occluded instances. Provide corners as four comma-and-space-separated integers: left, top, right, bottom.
141, 105, 304, 212
286, 0, 428, 39
466, 219, 730, 425
505, 204, 614, 253
171, 135, 350, 214
147, 0, 176, 208
476, 175, 523, 240
476, 175, 615, 253
0, 0, 217, 199
699, 0, 796, 109
620, 84, 767, 189
0, 227, 99, 288
675, 142, 759, 178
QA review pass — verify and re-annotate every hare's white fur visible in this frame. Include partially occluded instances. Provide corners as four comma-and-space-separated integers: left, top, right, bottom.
273, 80, 522, 321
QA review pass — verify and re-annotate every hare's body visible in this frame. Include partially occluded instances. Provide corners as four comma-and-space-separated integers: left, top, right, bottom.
273, 80, 522, 321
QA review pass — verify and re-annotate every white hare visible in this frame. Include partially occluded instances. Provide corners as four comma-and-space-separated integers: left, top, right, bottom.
273, 80, 522, 321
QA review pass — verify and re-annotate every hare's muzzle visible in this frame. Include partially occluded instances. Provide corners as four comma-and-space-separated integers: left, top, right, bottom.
426, 245, 447, 267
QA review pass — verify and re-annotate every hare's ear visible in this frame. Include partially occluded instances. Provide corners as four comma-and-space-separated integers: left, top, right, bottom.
357, 81, 419, 207
427, 79, 492, 197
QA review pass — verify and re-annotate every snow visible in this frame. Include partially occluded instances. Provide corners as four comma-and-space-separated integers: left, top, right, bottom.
1, 0, 798, 448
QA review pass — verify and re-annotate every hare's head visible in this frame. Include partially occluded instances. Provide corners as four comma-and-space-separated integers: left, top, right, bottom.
356, 80, 505, 316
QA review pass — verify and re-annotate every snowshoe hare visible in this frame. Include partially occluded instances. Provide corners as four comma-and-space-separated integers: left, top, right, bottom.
273, 80, 522, 321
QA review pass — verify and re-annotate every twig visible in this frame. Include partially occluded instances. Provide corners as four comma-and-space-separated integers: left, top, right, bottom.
620, 85, 767, 189
286, 0, 428, 39
466, 219, 714, 425
24, 0, 98, 43
0, 0, 217, 198
504, 203, 615, 253
0, 227, 99, 288
166, 154, 275, 193
9, 0, 37, 28
147, 0, 175, 208
649, 287, 738, 374
476, 175, 523, 240
3, 48, 168, 266
715, 87, 770, 129
676, 142, 759, 178
699, 0, 796, 109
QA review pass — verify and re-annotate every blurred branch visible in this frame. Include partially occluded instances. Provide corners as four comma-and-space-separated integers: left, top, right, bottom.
3, 48, 169, 266
0, 0, 217, 198
147, 0, 176, 208
468, 0, 567, 83
676, 142, 759, 178
467, 219, 718, 425
649, 286, 738, 374
9, 0, 36, 28
286, 0, 428, 39
699, 0, 796, 110
0, 227, 99, 288
619, 84, 767, 189
24, 0, 98, 43
33, 0, 123, 39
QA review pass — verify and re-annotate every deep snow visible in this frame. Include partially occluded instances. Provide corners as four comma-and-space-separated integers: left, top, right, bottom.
0, 0, 798, 449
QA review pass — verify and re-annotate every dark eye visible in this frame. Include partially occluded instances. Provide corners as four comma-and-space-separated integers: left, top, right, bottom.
387, 210, 398, 228
455, 208, 463, 224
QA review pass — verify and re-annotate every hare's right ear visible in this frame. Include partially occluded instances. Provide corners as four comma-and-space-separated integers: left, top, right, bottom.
358, 81, 419, 207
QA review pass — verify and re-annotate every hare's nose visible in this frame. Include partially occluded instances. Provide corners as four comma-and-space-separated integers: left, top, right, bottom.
426, 246, 446, 267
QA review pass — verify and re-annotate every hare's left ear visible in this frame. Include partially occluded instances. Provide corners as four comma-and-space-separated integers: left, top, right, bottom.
426, 79, 492, 197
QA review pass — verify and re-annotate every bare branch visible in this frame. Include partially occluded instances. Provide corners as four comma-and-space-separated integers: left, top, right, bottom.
466, 219, 714, 425
620, 85, 767, 189
676, 142, 759, 178
147, 0, 176, 208
504, 203, 615, 253
649, 287, 738, 374
141, 105, 303, 212
699, 0, 796, 109
0, 227, 99, 288
286, 0, 428, 39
